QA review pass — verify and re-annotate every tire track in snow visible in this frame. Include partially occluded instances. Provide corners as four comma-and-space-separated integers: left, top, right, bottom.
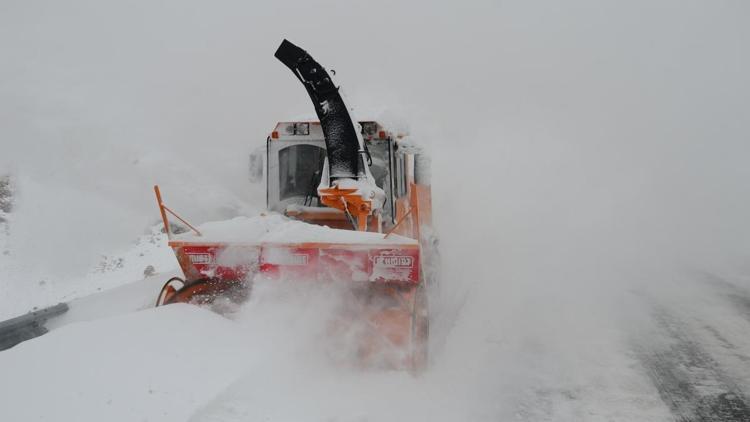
635, 304, 750, 421
700, 273, 750, 327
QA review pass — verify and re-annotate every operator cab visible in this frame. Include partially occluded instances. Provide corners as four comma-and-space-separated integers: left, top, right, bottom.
252, 120, 413, 230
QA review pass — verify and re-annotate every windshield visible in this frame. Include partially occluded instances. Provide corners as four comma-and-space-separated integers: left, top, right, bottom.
278, 144, 326, 201
366, 140, 394, 221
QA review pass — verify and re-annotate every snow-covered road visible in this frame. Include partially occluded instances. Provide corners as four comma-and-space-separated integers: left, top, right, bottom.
630, 275, 750, 421
3, 270, 750, 421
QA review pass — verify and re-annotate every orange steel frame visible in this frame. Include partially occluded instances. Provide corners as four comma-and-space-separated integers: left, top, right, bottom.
155, 181, 431, 245
153, 185, 203, 239
153, 180, 431, 372
317, 180, 431, 241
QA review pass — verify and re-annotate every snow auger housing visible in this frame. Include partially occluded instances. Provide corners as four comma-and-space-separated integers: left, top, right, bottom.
153, 40, 435, 371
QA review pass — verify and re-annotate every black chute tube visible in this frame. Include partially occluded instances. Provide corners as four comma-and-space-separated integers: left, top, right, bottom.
274, 39, 362, 180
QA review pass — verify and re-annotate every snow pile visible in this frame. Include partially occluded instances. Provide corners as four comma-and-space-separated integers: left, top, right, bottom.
45, 272, 179, 330
0, 304, 252, 422
175, 213, 417, 245
0, 280, 483, 422
0, 225, 177, 320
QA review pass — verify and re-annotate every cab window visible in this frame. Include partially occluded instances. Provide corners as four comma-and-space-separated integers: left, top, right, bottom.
278, 145, 326, 201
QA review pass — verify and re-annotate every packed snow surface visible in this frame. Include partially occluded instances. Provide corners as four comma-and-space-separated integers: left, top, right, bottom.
0, 304, 252, 422
173, 213, 417, 245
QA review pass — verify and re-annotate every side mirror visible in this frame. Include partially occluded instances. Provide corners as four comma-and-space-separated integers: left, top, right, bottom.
248, 147, 264, 183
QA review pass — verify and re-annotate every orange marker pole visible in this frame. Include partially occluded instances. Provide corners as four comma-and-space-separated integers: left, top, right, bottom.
154, 185, 171, 239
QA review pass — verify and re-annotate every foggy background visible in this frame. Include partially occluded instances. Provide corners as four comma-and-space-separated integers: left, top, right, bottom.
2, 0, 748, 276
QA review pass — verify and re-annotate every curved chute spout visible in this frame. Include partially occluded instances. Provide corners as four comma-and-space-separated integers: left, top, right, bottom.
274, 39, 363, 181
275, 39, 385, 230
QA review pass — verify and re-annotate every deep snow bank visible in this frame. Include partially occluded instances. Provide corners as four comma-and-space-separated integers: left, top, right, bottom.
0, 304, 251, 422
0, 225, 178, 320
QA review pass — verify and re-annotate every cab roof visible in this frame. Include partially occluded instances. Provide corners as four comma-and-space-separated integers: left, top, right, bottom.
270, 120, 405, 142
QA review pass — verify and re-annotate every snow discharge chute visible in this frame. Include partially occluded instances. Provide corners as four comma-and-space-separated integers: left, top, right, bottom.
274, 39, 385, 230
274, 39, 362, 181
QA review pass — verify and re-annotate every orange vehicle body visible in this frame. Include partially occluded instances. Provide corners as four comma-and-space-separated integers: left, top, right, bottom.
153, 179, 433, 371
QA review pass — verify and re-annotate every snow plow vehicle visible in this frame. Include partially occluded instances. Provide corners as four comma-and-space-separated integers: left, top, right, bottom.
154, 40, 436, 371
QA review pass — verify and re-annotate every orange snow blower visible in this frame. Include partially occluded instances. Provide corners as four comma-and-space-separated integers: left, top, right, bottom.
154, 40, 436, 371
